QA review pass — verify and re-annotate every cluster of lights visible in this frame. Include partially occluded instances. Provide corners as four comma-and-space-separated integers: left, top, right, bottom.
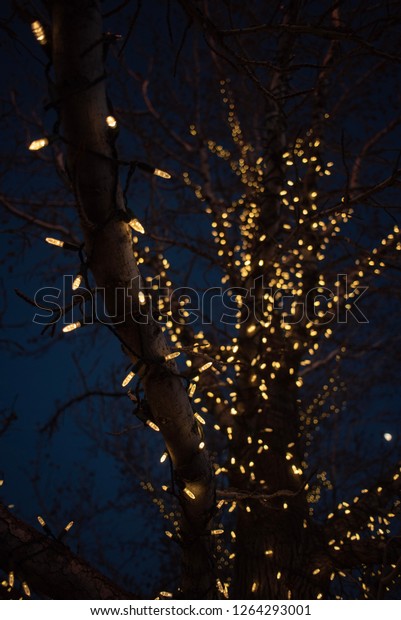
26, 17, 401, 600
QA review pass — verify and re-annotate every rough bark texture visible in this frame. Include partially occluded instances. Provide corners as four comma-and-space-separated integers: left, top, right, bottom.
50, 0, 216, 598
0, 503, 134, 599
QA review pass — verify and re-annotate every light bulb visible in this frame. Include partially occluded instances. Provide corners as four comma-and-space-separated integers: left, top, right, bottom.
165, 351, 180, 361
122, 370, 135, 387
154, 168, 171, 179
29, 137, 49, 151
63, 321, 82, 333
199, 361, 212, 373
31, 21, 47, 45
72, 274, 83, 290
45, 237, 64, 247
129, 218, 145, 234
146, 420, 160, 432
106, 115, 117, 128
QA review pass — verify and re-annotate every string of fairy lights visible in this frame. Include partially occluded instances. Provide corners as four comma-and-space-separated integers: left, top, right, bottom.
3, 14, 400, 600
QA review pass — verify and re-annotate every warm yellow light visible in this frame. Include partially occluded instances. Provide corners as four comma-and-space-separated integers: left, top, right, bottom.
63, 321, 82, 333
194, 412, 205, 425
37, 515, 46, 527
22, 581, 31, 597
129, 218, 145, 234
31, 21, 47, 44
64, 521, 74, 532
45, 237, 64, 247
188, 383, 196, 398
146, 420, 160, 432
183, 487, 196, 500
29, 137, 49, 151
199, 361, 213, 373
154, 168, 171, 179
72, 274, 83, 290
384, 432, 392, 442
106, 115, 117, 128
160, 451, 168, 463
122, 370, 135, 387
165, 351, 180, 361
138, 291, 146, 304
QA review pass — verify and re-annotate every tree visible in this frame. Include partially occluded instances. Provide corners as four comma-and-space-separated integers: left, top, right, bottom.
1, 0, 401, 600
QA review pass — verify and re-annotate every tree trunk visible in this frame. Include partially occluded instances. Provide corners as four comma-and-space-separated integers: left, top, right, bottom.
50, 0, 216, 598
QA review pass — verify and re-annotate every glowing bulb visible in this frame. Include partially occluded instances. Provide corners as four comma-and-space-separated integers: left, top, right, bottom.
165, 351, 181, 361
129, 218, 145, 234
31, 21, 47, 44
72, 274, 83, 290
37, 516, 46, 527
122, 370, 135, 387
8, 571, 14, 588
160, 451, 168, 463
138, 291, 146, 304
62, 322, 82, 333
183, 487, 196, 500
45, 237, 64, 247
154, 168, 171, 179
188, 383, 196, 398
106, 115, 117, 128
194, 412, 205, 425
384, 432, 392, 442
29, 137, 49, 151
199, 361, 213, 373
146, 420, 160, 432
64, 521, 74, 532
22, 582, 31, 597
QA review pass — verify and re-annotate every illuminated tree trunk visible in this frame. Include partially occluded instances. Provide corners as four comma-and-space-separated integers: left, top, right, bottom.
50, 0, 216, 598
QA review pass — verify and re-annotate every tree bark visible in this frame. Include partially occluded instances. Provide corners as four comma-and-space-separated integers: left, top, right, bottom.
0, 503, 134, 599
50, 0, 216, 598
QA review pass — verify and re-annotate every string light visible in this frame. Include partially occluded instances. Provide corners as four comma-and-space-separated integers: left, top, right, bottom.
122, 370, 135, 387
136, 161, 171, 179
198, 361, 213, 373
165, 351, 181, 361
122, 360, 144, 387
188, 382, 197, 398
72, 273, 83, 290
128, 218, 145, 234
45, 237, 64, 247
28, 137, 49, 151
146, 420, 160, 432
22, 582, 31, 597
183, 487, 196, 500
45, 237, 80, 251
106, 115, 117, 128
31, 21, 47, 45
62, 321, 82, 333
153, 168, 171, 179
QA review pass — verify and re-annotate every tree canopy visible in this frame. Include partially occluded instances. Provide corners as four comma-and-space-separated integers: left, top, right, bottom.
1, 0, 401, 600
